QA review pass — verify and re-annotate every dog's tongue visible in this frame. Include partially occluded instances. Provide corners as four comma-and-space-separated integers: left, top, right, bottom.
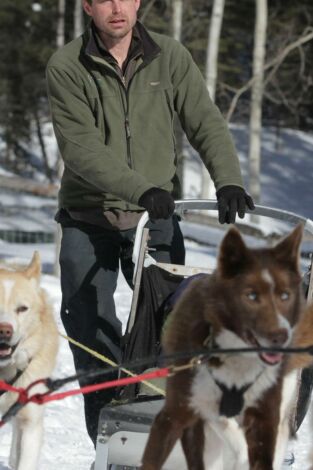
0, 346, 12, 358
260, 352, 283, 365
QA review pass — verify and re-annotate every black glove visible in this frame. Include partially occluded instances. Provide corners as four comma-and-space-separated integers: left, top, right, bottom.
138, 188, 175, 220
216, 185, 255, 224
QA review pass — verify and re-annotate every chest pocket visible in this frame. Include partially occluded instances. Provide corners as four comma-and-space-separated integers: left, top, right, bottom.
131, 78, 175, 121
132, 77, 172, 96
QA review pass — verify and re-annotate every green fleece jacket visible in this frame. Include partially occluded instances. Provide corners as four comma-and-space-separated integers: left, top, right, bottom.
46, 22, 243, 211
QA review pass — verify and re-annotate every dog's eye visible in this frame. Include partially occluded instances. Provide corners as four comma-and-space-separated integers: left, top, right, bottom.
280, 291, 290, 301
16, 305, 29, 314
247, 292, 258, 301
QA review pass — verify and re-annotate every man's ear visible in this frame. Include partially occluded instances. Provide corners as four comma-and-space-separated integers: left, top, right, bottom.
217, 227, 251, 278
82, 0, 92, 17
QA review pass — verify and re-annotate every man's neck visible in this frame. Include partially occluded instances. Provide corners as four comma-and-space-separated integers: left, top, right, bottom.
99, 32, 132, 69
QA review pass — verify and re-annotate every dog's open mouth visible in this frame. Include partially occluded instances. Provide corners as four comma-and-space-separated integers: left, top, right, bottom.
0, 343, 17, 360
246, 331, 283, 366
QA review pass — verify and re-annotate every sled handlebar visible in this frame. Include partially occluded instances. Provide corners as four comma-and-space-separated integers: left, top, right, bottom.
128, 199, 313, 336
132, 199, 313, 272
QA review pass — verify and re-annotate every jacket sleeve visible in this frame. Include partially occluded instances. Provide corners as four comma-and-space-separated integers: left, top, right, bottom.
46, 65, 154, 204
171, 45, 244, 191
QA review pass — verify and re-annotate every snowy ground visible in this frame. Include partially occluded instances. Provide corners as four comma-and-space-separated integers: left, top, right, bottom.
0, 125, 313, 468
184, 125, 313, 220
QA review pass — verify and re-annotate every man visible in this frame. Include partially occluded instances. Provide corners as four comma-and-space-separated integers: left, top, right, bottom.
46, 0, 254, 446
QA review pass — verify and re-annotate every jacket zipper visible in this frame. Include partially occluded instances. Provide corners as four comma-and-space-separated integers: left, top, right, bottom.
89, 55, 159, 170
120, 76, 132, 210
121, 56, 160, 168
116, 56, 161, 170
119, 76, 132, 168
91, 61, 132, 169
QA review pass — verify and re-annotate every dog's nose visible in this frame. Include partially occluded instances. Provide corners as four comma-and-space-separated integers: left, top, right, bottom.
0, 323, 13, 340
269, 328, 289, 345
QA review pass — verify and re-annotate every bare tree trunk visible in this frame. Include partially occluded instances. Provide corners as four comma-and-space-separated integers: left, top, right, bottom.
201, 0, 225, 200
172, 0, 183, 41
54, 0, 66, 277
206, 0, 225, 102
248, 0, 268, 209
5, 142, 13, 166
225, 28, 313, 122
33, 108, 53, 182
172, 0, 184, 199
139, 0, 157, 23
56, 0, 65, 48
74, 0, 84, 38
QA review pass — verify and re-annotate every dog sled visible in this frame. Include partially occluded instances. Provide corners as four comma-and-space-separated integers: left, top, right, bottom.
94, 200, 313, 470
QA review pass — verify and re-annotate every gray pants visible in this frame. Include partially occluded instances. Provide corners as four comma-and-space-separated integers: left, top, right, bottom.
57, 210, 185, 445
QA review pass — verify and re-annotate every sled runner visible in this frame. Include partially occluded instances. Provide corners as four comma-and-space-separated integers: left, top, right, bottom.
94, 200, 313, 470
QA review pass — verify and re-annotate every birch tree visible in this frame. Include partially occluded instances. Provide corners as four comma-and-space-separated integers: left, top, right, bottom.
172, 0, 183, 41
201, 0, 225, 200
54, 0, 66, 277
225, 28, 313, 123
56, 0, 65, 49
74, 0, 84, 38
248, 0, 268, 205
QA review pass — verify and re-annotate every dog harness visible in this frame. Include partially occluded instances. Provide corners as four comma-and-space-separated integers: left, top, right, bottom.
203, 326, 264, 418
215, 380, 252, 417
0, 369, 24, 397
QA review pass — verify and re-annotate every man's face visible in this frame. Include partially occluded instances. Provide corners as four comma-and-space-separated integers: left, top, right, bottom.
83, 0, 141, 41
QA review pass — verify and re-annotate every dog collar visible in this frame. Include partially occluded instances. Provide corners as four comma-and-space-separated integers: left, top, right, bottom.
203, 326, 224, 367
203, 325, 214, 349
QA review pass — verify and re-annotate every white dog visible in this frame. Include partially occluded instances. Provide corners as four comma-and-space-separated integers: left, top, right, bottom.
0, 252, 59, 470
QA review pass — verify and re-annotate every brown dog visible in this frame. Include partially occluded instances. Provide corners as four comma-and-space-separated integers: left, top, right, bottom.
141, 224, 305, 470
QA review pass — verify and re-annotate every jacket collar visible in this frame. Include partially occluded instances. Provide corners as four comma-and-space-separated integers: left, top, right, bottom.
135, 21, 161, 63
83, 21, 161, 65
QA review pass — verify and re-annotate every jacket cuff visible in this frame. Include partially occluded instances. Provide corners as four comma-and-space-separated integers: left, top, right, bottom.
130, 183, 156, 206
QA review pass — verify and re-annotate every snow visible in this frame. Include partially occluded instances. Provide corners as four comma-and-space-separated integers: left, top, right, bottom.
184, 125, 313, 231
0, 126, 313, 469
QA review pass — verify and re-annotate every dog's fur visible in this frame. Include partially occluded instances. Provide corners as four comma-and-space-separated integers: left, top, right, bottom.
141, 225, 305, 470
285, 301, 313, 469
287, 302, 313, 372
0, 252, 59, 470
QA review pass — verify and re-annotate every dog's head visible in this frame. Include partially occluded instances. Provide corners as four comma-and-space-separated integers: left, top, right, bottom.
215, 224, 304, 366
0, 252, 43, 367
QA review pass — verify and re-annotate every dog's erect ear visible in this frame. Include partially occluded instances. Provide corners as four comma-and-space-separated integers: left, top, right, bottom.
273, 224, 303, 271
24, 251, 41, 282
218, 227, 251, 278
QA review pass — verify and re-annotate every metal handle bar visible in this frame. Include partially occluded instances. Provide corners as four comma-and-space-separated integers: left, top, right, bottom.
132, 199, 313, 273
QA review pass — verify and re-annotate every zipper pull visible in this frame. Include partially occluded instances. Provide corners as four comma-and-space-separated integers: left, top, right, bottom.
125, 118, 131, 139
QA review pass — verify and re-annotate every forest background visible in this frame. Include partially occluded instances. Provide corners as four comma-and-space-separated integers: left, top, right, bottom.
0, 0, 312, 203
